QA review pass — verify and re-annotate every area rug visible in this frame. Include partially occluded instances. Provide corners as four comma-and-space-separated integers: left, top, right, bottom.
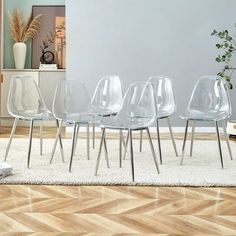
0, 138, 236, 186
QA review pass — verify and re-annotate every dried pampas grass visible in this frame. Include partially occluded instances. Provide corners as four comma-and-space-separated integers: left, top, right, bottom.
8, 9, 42, 42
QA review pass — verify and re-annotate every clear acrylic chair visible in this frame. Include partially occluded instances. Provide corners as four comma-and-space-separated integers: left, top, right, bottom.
139, 76, 178, 164
180, 76, 233, 168
95, 82, 160, 182
5, 75, 64, 168
89, 75, 124, 151
50, 79, 107, 172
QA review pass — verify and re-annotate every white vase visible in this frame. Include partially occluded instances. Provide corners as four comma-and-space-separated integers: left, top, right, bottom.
13, 42, 27, 69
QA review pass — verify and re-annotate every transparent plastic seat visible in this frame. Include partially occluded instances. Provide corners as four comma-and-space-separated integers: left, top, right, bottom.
51, 79, 102, 172
89, 75, 124, 149
95, 82, 160, 182
139, 76, 178, 163
180, 76, 233, 168
4, 75, 64, 168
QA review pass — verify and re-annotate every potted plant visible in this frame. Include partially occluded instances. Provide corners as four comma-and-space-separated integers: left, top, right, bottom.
8, 9, 42, 69
212, 26, 236, 136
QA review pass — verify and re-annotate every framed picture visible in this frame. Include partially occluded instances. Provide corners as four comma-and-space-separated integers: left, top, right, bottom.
32, 5, 66, 69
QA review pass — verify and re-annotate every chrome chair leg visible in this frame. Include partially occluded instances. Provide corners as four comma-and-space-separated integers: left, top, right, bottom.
222, 120, 233, 160
27, 120, 34, 169
87, 124, 90, 160
146, 128, 160, 174
167, 118, 178, 156
129, 129, 135, 182
40, 120, 43, 156
56, 119, 64, 162
180, 120, 189, 165
190, 121, 195, 157
156, 119, 162, 164
123, 131, 130, 160
92, 123, 95, 149
139, 130, 143, 152
103, 131, 110, 168
73, 124, 80, 157
95, 128, 105, 176
69, 123, 77, 172
122, 131, 126, 148
4, 118, 18, 161
119, 130, 123, 168
216, 121, 224, 168
50, 119, 63, 164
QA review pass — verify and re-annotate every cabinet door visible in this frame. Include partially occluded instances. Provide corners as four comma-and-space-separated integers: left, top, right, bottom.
39, 71, 66, 111
1, 71, 39, 126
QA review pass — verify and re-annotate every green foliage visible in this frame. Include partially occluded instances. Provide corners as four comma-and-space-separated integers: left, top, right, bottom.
212, 27, 236, 89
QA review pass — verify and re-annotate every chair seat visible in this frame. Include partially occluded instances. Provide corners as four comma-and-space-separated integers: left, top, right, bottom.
100, 116, 152, 130
89, 107, 117, 117
58, 113, 98, 124
156, 110, 174, 119
12, 110, 55, 121
180, 110, 230, 121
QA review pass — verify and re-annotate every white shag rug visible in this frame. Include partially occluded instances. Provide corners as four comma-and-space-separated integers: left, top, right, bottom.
0, 138, 236, 186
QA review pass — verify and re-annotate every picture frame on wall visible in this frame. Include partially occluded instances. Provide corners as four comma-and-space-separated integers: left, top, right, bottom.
32, 5, 66, 69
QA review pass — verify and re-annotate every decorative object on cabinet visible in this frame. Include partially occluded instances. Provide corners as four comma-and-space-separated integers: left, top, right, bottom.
7, 9, 42, 69
32, 6, 66, 69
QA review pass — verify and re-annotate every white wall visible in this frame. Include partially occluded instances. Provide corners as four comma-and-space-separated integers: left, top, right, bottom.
66, 0, 236, 125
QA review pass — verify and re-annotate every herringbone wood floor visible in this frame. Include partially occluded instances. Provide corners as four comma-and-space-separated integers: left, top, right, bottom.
0, 126, 236, 235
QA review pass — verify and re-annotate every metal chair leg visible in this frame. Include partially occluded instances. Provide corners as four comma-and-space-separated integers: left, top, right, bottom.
216, 121, 224, 168
69, 123, 77, 172
56, 119, 64, 162
50, 119, 63, 164
129, 129, 135, 182
146, 128, 160, 174
87, 124, 90, 160
73, 124, 80, 157
139, 130, 143, 152
40, 121, 43, 156
190, 121, 195, 157
27, 120, 34, 169
103, 131, 110, 168
123, 131, 130, 160
156, 119, 162, 164
122, 131, 126, 148
5, 118, 18, 161
222, 120, 233, 160
167, 118, 178, 157
180, 120, 189, 165
92, 123, 95, 149
95, 128, 105, 176
119, 130, 123, 168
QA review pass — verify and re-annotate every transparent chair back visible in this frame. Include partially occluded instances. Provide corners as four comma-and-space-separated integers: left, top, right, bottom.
148, 76, 176, 117
186, 76, 231, 120
8, 75, 48, 118
90, 75, 123, 115
117, 82, 156, 127
52, 79, 91, 122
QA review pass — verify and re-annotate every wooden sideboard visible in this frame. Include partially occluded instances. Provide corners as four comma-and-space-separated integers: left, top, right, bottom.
0, 69, 66, 126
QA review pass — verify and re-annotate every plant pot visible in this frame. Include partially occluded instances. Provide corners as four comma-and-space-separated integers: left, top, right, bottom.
13, 42, 27, 69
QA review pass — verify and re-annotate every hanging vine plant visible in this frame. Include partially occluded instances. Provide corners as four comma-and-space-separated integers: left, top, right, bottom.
212, 25, 236, 89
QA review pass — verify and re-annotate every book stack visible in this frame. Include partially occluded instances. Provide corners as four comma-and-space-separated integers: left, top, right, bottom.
0, 162, 13, 179
39, 63, 58, 70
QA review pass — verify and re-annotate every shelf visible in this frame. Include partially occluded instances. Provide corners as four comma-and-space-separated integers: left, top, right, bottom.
2, 69, 66, 72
